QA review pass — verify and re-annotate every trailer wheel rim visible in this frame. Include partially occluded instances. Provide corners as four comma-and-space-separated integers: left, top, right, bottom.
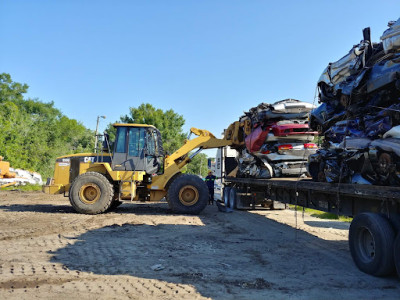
357, 227, 375, 262
178, 185, 199, 206
79, 183, 101, 204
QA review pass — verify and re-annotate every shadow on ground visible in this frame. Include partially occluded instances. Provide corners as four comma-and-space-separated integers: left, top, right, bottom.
47, 208, 400, 299
0, 202, 175, 216
0, 204, 75, 214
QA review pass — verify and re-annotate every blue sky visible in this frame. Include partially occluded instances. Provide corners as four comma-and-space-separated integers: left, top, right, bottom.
1, 1, 399, 156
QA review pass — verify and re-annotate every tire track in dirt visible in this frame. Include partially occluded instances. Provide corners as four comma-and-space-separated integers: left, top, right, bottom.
0, 191, 399, 299
0, 192, 209, 299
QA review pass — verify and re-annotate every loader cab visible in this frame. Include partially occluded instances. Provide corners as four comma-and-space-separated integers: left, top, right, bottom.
111, 124, 164, 174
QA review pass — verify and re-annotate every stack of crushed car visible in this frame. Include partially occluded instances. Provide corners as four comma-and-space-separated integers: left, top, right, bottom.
235, 99, 318, 178
308, 17, 400, 185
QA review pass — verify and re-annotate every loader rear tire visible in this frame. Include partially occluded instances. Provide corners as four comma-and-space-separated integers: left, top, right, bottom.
69, 172, 114, 214
349, 213, 395, 276
167, 174, 208, 215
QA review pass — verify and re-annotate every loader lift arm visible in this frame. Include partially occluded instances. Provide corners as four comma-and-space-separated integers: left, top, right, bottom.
150, 126, 242, 192
166, 120, 248, 168
166, 128, 233, 167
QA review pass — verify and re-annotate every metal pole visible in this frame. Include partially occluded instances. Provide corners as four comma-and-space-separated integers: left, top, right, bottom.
94, 115, 106, 153
94, 116, 100, 153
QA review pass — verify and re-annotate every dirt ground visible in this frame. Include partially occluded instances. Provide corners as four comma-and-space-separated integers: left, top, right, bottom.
0, 191, 399, 300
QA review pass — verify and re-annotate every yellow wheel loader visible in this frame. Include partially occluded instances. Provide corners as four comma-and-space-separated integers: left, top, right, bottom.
43, 122, 245, 215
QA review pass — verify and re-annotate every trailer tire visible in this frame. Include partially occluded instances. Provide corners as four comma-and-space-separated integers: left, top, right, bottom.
387, 214, 400, 234
69, 172, 114, 214
349, 213, 395, 276
395, 234, 400, 279
229, 188, 237, 209
223, 187, 231, 207
167, 174, 208, 215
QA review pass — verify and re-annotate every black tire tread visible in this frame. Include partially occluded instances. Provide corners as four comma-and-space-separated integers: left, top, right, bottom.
349, 212, 395, 276
394, 234, 400, 279
223, 186, 231, 207
167, 174, 208, 215
69, 172, 114, 215
229, 187, 237, 209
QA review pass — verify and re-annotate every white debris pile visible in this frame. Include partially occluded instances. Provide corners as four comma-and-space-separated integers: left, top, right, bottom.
0, 168, 43, 186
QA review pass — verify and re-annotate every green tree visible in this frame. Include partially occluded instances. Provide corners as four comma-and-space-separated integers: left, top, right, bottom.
0, 73, 94, 179
0, 73, 28, 103
184, 153, 209, 177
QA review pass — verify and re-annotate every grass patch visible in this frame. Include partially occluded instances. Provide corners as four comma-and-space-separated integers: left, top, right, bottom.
289, 205, 352, 223
1, 184, 42, 191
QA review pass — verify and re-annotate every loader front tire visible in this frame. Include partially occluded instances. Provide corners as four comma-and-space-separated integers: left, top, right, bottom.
167, 174, 208, 215
69, 172, 114, 214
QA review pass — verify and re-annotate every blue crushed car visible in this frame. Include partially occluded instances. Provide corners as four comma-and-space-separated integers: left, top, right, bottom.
308, 18, 400, 185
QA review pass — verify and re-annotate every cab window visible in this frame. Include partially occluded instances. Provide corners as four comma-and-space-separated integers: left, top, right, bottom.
146, 129, 156, 156
128, 127, 145, 156
115, 127, 127, 153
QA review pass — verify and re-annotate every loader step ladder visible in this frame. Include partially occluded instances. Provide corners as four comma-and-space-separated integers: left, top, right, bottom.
119, 175, 136, 201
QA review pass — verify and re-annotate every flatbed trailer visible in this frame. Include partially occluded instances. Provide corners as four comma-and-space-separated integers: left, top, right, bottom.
222, 176, 400, 279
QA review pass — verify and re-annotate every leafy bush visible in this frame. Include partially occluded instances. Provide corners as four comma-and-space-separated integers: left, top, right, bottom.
0, 73, 94, 178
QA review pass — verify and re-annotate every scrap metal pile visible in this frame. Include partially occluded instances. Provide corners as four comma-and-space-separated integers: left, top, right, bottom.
235, 99, 318, 178
308, 18, 400, 185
